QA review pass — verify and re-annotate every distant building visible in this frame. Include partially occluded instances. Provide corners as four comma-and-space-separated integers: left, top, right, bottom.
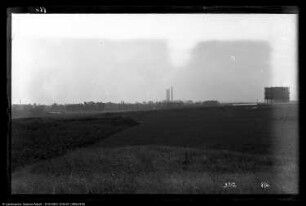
264, 87, 290, 104
166, 87, 174, 102
202, 100, 220, 106
184, 100, 193, 104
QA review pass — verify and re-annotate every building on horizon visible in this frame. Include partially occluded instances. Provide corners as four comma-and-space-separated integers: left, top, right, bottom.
264, 87, 290, 104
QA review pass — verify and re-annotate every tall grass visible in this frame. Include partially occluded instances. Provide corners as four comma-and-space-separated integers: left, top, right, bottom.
11, 106, 298, 194
11, 115, 139, 171
12, 145, 298, 194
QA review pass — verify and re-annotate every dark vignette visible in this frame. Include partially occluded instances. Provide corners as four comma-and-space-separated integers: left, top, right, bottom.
1, 1, 302, 204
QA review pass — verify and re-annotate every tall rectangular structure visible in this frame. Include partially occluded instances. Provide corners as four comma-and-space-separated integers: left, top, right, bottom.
170, 87, 173, 101
166, 89, 170, 102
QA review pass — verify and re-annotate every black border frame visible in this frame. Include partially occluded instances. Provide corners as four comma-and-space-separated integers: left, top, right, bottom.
2, 0, 303, 204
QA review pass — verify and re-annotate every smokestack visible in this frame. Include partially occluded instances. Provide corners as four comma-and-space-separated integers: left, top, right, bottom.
166, 89, 170, 102
171, 87, 173, 102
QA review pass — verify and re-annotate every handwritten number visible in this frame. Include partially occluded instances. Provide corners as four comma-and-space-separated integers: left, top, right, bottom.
35, 7, 46, 13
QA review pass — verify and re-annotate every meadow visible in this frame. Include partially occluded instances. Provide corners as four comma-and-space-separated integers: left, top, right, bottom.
11, 114, 139, 171
11, 104, 299, 194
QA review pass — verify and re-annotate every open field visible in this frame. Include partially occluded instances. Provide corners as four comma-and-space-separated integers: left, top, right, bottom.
11, 104, 299, 194
100, 105, 298, 158
12, 145, 297, 194
11, 115, 139, 171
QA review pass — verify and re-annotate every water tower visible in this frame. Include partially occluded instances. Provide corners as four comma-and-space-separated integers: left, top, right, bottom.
264, 87, 290, 104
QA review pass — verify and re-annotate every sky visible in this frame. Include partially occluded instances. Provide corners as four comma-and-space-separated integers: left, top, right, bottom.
11, 14, 298, 104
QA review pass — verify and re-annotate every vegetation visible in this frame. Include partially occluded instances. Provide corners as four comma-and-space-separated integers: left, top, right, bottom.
99, 105, 298, 158
12, 100, 221, 118
12, 145, 297, 194
12, 115, 139, 171
11, 104, 298, 194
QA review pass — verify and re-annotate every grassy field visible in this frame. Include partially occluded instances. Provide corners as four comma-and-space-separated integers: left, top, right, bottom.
100, 105, 298, 157
11, 114, 139, 171
11, 105, 299, 194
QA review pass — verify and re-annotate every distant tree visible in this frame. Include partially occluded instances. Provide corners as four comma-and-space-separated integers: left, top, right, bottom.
96, 102, 105, 111
29, 104, 45, 115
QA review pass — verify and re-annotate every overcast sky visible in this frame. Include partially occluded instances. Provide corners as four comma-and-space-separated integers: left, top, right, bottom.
11, 14, 297, 104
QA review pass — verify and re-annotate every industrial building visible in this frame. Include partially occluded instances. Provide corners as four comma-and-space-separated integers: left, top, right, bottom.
166, 87, 174, 102
166, 89, 170, 102
264, 87, 290, 104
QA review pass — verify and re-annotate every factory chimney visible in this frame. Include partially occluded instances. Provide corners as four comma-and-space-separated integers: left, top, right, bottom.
166, 89, 170, 102
171, 87, 173, 102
